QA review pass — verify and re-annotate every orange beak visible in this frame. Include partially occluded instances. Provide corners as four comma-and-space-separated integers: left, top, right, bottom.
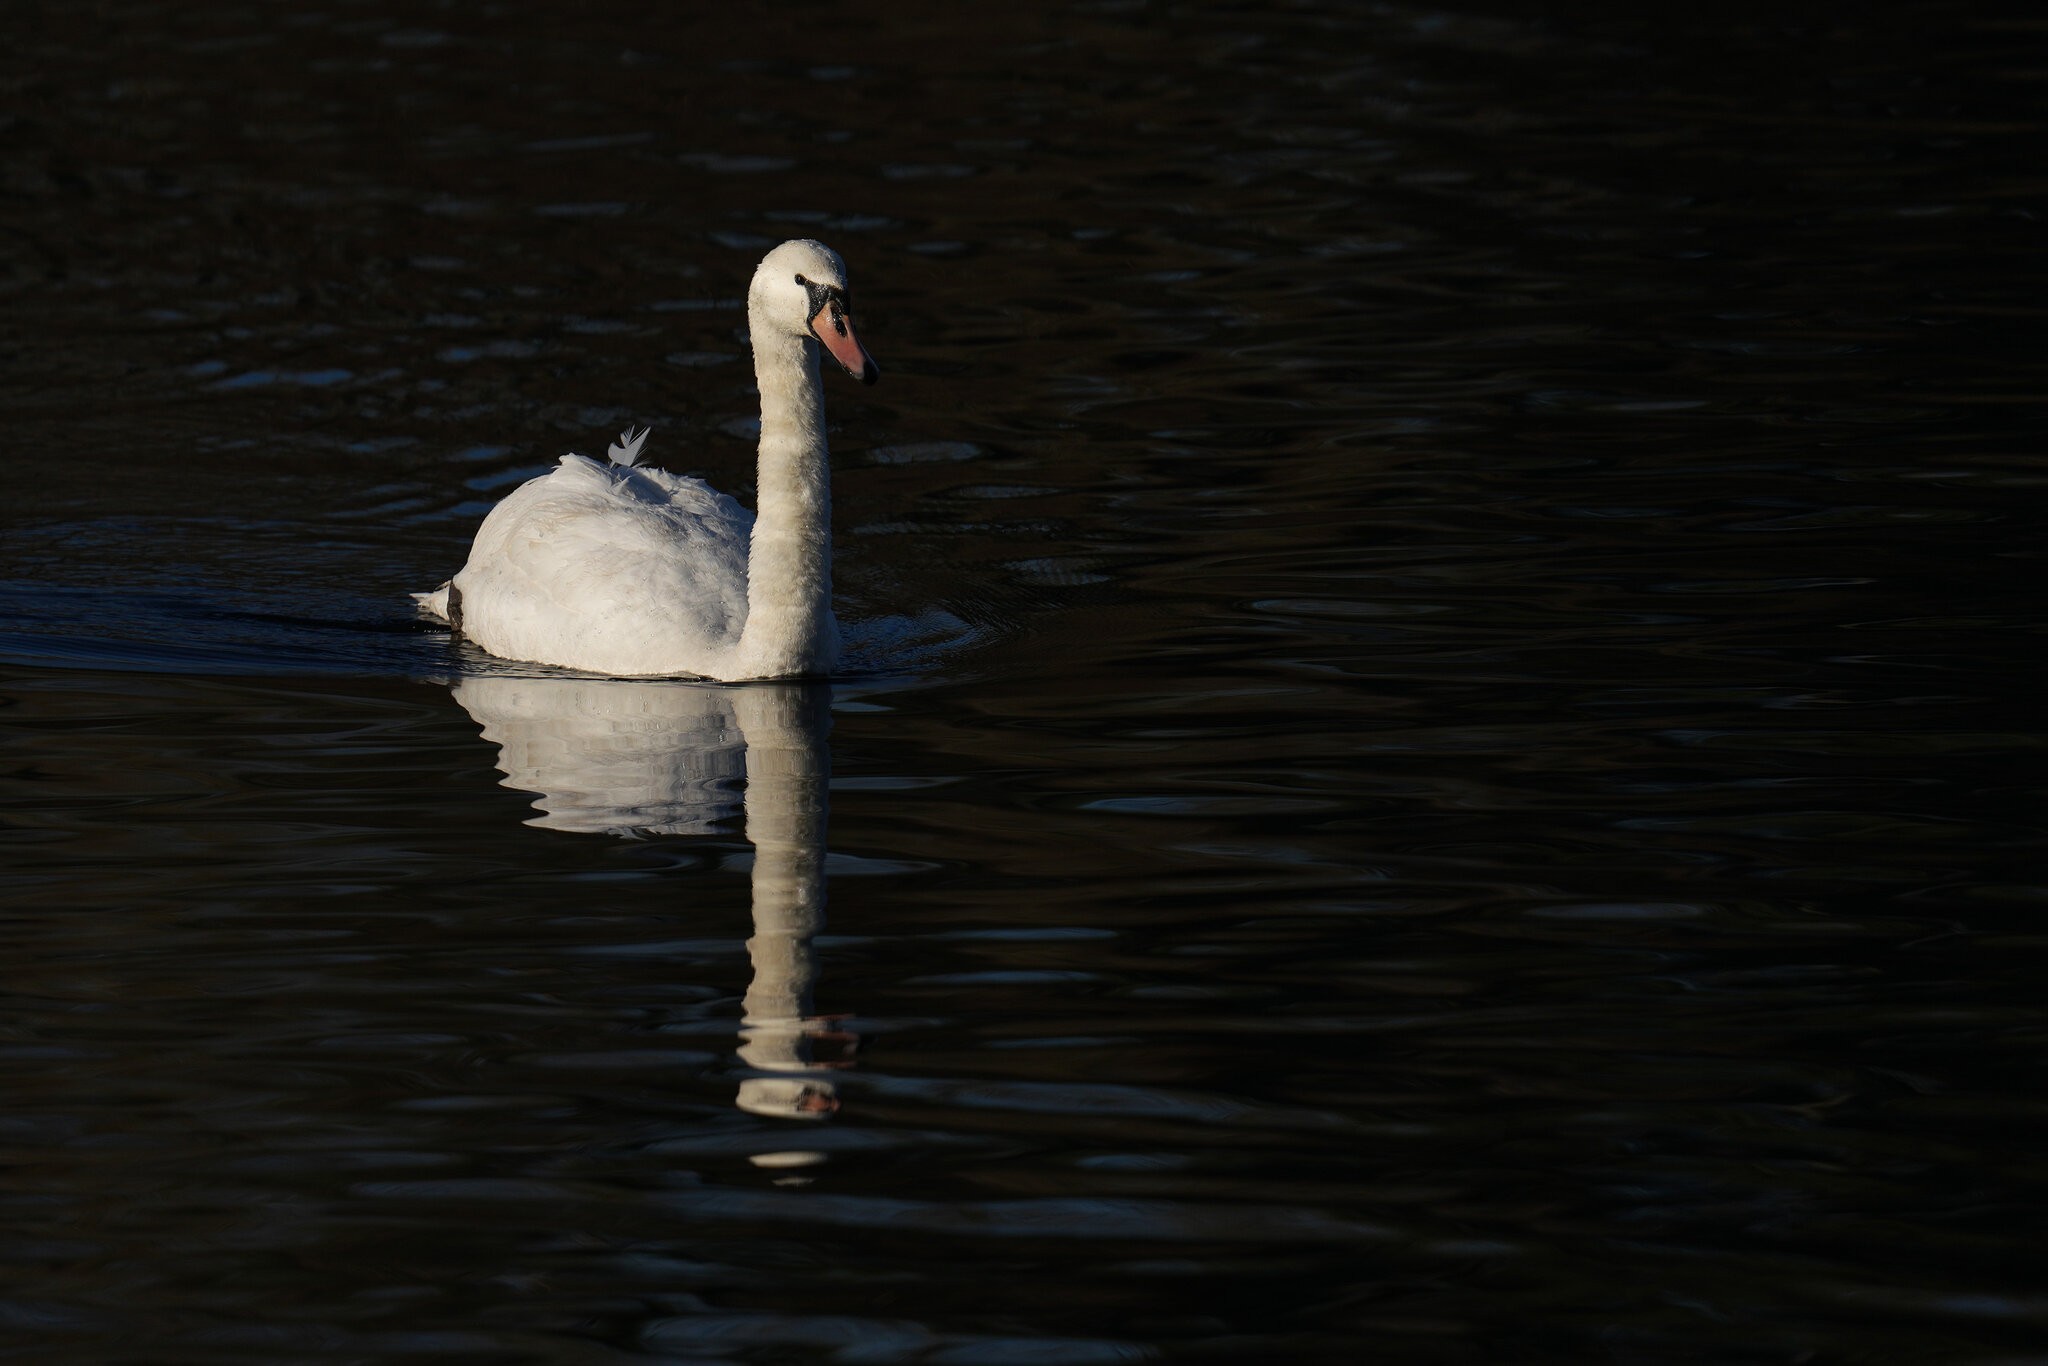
809, 304, 880, 386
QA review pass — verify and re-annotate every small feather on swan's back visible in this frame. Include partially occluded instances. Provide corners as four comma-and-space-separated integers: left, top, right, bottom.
607, 425, 650, 466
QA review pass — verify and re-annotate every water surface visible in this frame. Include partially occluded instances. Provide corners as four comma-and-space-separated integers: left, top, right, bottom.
3, 3, 2045, 1362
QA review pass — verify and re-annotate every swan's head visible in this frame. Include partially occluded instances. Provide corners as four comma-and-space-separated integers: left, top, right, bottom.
750, 239, 880, 386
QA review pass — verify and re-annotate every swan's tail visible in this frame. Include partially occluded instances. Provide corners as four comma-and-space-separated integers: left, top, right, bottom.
412, 582, 454, 624
608, 425, 650, 467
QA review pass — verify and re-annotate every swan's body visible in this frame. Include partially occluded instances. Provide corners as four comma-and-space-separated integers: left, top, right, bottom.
413, 239, 878, 681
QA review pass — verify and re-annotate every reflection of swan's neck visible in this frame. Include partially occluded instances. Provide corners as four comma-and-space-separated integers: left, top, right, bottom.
734, 318, 834, 680
736, 687, 834, 1117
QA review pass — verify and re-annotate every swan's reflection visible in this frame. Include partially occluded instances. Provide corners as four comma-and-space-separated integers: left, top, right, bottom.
451, 675, 844, 1122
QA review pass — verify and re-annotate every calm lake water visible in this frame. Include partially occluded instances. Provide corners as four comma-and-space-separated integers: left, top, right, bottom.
4, 3, 2046, 1362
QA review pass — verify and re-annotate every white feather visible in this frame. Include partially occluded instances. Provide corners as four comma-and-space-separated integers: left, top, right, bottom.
607, 425, 649, 467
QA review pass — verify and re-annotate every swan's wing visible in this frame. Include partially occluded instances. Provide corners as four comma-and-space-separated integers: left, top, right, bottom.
452, 455, 755, 675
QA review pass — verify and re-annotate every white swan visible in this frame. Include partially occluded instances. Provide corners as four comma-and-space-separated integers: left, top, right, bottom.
413, 239, 879, 681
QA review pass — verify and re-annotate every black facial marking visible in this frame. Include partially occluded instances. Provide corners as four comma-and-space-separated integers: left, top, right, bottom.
794, 272, 851, 337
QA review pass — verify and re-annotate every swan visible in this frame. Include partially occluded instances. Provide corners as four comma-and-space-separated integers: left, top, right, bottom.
413, 239, 879, 681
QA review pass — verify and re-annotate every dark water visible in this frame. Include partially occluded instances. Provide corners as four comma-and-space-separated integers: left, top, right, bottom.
4, 3, 2046, 1361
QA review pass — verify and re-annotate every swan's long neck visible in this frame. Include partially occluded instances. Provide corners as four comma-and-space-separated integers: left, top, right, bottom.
733, 320, 837, 679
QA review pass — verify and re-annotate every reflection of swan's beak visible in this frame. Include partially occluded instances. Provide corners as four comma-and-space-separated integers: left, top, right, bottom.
737, 1076, 840, 1120
809, 304, 880, 386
